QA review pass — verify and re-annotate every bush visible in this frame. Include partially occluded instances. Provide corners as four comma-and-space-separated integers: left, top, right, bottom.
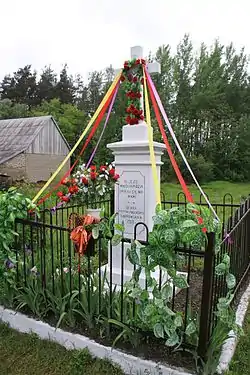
162, 154, 215, 184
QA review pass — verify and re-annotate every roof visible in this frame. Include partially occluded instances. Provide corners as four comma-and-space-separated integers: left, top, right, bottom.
0, 116, 70, 164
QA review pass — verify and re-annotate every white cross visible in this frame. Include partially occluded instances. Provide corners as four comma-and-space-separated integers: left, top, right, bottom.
114, 46, 161, 115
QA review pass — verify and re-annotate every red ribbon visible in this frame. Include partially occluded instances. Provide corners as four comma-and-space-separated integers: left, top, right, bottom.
146, 74, 194, 203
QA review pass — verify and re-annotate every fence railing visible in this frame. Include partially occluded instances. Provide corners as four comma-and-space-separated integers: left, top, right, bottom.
11, 193, 250, 360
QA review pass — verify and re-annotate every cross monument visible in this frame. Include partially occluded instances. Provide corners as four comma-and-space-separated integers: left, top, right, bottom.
114, 46, 161, 115
101, 46, 187, 292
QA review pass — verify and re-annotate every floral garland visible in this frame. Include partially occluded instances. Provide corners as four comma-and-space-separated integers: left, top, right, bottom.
120, 58, 146, 125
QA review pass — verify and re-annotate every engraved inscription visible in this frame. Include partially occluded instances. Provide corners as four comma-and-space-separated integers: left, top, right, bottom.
118, 171, 145, 238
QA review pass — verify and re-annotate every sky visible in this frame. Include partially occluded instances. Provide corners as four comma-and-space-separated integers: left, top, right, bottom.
0, 0, 249, 82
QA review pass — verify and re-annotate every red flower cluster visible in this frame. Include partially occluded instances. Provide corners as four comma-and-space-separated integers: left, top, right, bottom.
108, 166, 119, 180
121, 58, 146, 126
57, 177, 79, 202
126, 91, 141, 99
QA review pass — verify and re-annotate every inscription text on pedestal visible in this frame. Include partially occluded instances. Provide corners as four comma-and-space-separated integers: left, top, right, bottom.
118, 171, 145, 238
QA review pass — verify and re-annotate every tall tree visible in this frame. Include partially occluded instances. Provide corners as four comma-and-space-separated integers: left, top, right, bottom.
55, 64, 76, 104
0, 65, 37, 107
36, 65, 57, 104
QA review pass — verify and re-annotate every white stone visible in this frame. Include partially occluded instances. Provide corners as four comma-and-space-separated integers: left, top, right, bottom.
100, 121, 187, 294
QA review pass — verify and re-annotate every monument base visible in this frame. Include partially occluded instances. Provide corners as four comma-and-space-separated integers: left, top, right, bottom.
100, 264, 187, 297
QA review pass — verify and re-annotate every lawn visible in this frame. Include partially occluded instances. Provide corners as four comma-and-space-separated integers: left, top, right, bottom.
0, 323, 124, 375
162, 181, 250, 203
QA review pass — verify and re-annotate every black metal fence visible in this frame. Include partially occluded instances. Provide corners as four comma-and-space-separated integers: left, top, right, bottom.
11, 193, 250, 360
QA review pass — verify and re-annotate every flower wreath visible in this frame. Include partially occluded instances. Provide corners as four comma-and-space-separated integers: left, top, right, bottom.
120, 58, 146, 125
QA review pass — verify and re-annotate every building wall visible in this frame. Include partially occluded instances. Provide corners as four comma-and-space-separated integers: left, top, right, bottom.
0, 154, 27, 180
26, 119, 69, 155
25, 153, 70, 182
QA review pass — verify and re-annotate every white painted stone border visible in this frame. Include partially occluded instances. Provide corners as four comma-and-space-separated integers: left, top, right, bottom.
0, 305, 193, 375
217, 281, 250, 374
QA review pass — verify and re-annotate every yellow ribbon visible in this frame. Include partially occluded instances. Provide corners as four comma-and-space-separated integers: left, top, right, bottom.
143, 66, 161, 206
32, 71, 122, 204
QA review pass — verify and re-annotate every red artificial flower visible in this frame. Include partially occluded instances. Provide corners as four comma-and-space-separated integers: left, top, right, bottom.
198, 217, 203, 225
90, 165, 96, 172
100, 165, 107, 172
57, 191, 64, 198
70, 178, 77, 185
68, 185, 79, 194
136, 59, 141, 65
123, 61, 129, 70
120, 75, 126, 82
113, 174, 120, 181
61, 196, 70, 203
109, 168, 115, 176
90, 172, 97, 180
141, 59, 146, 65
133, 76, 138, 83
82, 177, 88, 185
125, 115, 131, 124
202, 227, 207, 233
192, 209, 199, 215
61, 178, 68, 185
140, 115, 144, 121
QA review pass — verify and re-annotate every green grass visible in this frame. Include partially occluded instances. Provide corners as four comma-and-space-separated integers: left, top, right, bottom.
226, 306, 250, 375
0, 323, 124, 375
162, 181, 250, 203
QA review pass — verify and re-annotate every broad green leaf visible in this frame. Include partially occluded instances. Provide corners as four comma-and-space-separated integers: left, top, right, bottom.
155, 203, 161, 214
161, 284, 173, 301
174, 314, 183, 328
127, 243, 140, 265
114, 223, 124, 232
111, 234, 122, 246
92, 226, 99, 239
185, 321, 197, 336
165, 331, 179, 347
152, 286, 161, 299
222, 254, 230, 267
181, 220, 198, 229
153, 323, 164, 339
132, 267, 142, 282
164, 229, 176, 244
226, 273, 236, 290
164, 305, 175, 316
215, 262, 226, 276
173, 274, 188, 288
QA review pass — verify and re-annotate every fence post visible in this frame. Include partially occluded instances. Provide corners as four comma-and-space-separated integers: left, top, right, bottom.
198, 232, 216, 359
110, 190, 115, 216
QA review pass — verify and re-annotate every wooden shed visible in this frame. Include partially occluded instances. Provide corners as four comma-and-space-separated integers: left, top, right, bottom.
0, 116, 70, 182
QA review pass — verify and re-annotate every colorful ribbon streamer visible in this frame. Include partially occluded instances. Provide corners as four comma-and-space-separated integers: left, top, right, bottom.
142, 66, 161, 206
86, 82, 119, 168
145, 69, 219, 221
145, 69, 194, 203
36, 80, 120, 206
32, 71, 122, 204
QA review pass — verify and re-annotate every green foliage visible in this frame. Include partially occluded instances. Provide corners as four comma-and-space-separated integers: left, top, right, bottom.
32, 98, 87, 147
0, 188, 38, 281
124, 204, 220, 348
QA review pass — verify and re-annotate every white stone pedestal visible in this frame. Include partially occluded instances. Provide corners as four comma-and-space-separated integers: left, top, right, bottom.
100, 121, 186, 293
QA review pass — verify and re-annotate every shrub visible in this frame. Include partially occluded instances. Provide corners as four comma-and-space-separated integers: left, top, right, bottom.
162, 154, 215, 184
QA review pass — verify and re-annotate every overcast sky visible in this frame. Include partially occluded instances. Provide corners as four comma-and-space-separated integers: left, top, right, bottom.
0, 0, 249, 81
